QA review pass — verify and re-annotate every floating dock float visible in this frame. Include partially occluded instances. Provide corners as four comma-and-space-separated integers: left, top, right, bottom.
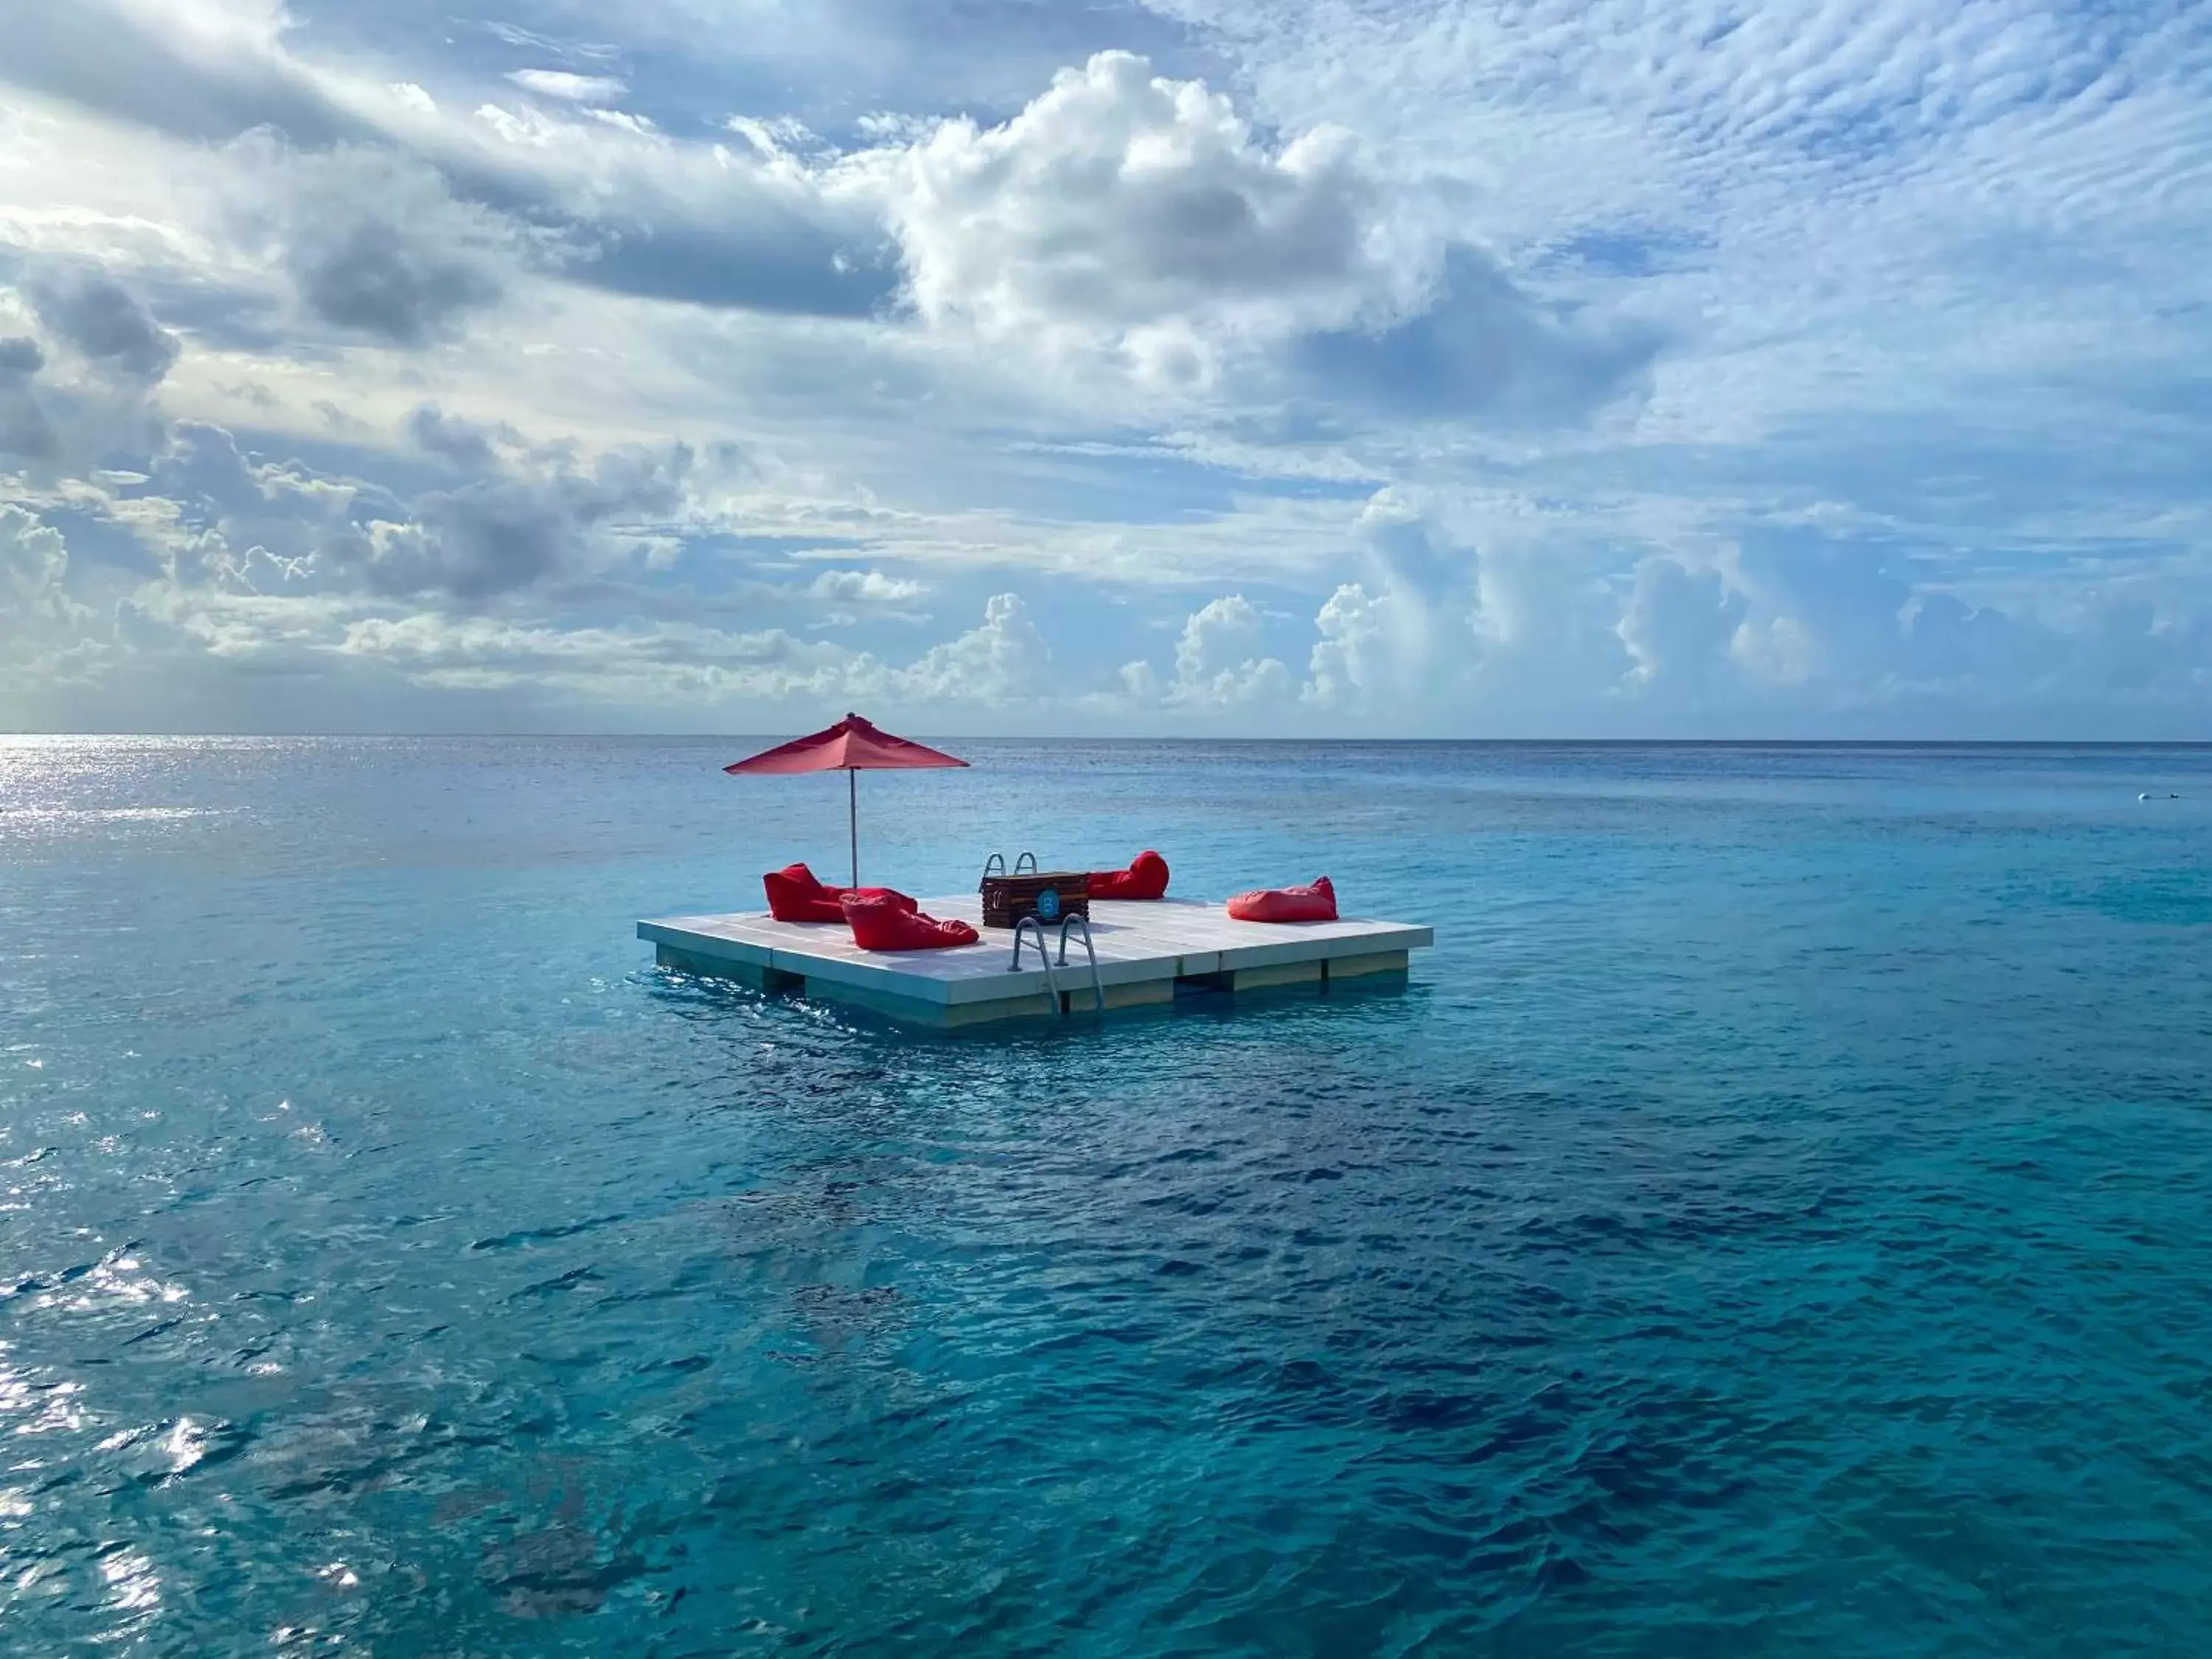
640, 897, 1433, 1028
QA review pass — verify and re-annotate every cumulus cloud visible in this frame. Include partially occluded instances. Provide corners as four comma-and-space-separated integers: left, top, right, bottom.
142, 420, 368, 574
870, 51, 1413, 381
0, 337, 60, 459
1599, 535, 2212, 717
1273, 490, 1638, 721
893, 591, 1049, 702
407, 403, 514, 471
1302, 582, 1396, 713
27, 270, 180, 382
0, 504, 97, 689
1295, 491, 1477, 714
1290, 247, 1661, 423
854, 49, 1657, 418
1121, 594, 1293, 707
127, 417, 695, 608
0, 504, 75, 616
347, 445, 694, 602
0, 264, 181, 470
1617, 555, 1747, 689
1898, 591, 2044, 692
260, 145, 520, 344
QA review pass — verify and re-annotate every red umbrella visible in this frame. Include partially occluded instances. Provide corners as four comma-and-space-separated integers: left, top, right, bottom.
725, 713, 969, 886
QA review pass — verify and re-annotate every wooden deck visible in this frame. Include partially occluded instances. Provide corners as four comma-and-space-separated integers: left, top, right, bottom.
639, 896, 1433, 1027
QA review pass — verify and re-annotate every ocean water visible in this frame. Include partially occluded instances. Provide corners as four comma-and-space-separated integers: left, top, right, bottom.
4, 736, 2211, 1657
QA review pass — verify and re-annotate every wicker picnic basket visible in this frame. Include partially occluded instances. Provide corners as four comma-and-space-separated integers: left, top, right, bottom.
978, 869, 1090, 930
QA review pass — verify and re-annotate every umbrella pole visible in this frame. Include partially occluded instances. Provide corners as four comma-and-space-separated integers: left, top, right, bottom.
848, 768, 858, 887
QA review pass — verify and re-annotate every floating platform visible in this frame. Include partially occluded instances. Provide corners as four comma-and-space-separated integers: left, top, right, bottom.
639, 896, 1433, 1028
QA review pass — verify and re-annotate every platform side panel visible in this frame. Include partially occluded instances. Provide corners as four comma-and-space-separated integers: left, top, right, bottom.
1210, 924, 1432, 974
1178, 960, 1328, 995
776, 949, 1033, 1007
812, 979, 1062, 1029
1091, 978, 1176, 1012
1324, 950, 1411, 981
640, 922, 778, 973
936, 958, 1174, 1004
655, 944, 803, 992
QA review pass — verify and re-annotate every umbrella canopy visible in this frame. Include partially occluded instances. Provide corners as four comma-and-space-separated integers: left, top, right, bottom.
725, 714, 968, 886
725, 713, 969, 777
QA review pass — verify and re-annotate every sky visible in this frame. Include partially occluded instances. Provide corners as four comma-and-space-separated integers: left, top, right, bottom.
1, 0, 2209, 737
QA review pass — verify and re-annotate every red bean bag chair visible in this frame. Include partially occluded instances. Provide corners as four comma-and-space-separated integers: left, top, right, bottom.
1226, 876, 1338, 924
841, 892, 980, 952
1086, 850, 1170, 900
763, 863, 918, 925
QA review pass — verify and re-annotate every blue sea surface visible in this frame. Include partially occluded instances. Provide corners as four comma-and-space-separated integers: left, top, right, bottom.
4, 736, 2211, 1655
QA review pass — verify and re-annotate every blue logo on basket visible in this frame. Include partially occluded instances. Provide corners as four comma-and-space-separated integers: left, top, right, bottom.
1036, 887, 1060, 920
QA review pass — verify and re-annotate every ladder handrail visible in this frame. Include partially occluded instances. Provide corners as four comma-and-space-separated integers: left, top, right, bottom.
1009, 915, 1062, 1012
1056, 914, 1107, 1014
1014, 851, 1039, 874
981, 852, 1006, 880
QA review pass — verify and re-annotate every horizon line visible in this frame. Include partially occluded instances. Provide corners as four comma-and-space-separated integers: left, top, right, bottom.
4, 731, 2210, 748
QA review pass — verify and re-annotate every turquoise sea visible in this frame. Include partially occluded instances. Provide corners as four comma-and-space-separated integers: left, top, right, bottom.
4, 735, 2211, 1655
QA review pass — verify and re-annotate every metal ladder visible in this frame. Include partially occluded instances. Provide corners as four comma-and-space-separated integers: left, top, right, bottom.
988, 852, 1100, 1015
1009, 913, 1106, 1016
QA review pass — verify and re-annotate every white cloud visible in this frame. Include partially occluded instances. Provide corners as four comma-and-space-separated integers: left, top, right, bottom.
863, 51, 1426, 385
507, 70, 629, 105
1617, 555, 1746, 690
1301, 582, 1390, 714
1298, 571, 1470, 719
891, 592, 1049, 703
0, 503, 77, 619
1120, 593, 1293, 708
27, 268, 180, 382
234, 140, 533, 345
0, 265, 175, 474
0, 504, 99, 694
0, 335, 59, 461
335, 611, 845, 696
807, 568, 927, 605
125, 416, 699, 606
322, 591, 1053, 709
